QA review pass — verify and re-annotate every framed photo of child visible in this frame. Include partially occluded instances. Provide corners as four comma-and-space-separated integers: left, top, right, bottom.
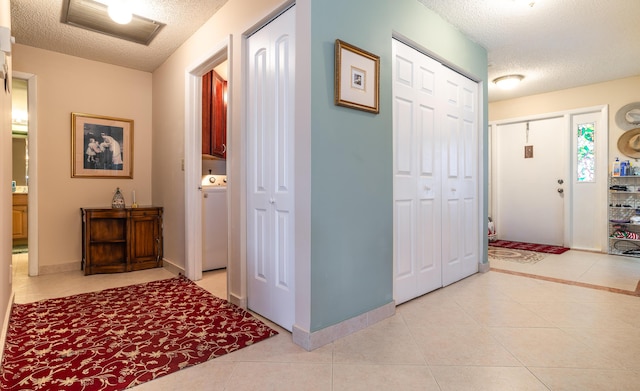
71, 113, 134, 178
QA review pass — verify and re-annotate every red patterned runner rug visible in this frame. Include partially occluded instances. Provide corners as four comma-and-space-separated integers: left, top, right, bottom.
489, 239, 570, 254
0, 275, 278, 390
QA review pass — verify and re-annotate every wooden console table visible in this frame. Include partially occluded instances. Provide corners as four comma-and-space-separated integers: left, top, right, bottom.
81, 207, 163, 275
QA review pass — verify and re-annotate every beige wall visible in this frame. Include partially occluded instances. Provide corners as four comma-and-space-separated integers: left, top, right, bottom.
12, 44, 153, 273
489, 75, 640, 160
152, 0, 292, 299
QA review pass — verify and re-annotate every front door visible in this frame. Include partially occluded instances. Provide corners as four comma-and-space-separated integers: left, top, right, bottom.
494, 117, 566, 246
246, 6, 296, 331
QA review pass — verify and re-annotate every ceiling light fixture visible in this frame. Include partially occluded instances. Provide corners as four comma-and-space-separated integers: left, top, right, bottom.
493, 74, 524, 90
108, 0, 133, 24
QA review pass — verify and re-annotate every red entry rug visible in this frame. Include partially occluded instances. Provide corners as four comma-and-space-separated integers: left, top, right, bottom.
489, 239, 570, 255
0, 275, 278, 391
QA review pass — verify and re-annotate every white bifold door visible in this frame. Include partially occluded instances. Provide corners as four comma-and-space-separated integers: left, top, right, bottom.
392, 39, 480, 305
246, 6, 295, 331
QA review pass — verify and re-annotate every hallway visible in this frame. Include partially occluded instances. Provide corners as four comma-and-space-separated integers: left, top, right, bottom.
6, 252, 640, 390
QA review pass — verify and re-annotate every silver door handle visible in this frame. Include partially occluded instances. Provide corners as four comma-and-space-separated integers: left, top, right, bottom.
557, 188, 564, 194
269, 198, 275, 204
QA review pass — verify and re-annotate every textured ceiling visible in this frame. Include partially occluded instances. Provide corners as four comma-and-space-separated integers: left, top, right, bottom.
9, 1, 640, 101
418, 0, 640, 102
10, 0, 228, 72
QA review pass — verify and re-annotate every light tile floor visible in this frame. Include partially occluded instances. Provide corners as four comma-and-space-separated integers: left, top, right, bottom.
489, 249, 640, 293
8, 252, 640, 390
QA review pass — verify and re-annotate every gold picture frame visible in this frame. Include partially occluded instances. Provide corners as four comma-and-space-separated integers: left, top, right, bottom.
334, 39, 380, 114
71, 112, 134, 178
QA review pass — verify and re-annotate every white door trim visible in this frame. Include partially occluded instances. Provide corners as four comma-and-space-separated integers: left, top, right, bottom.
184, 37, 231, 281
13, 71, 38, 276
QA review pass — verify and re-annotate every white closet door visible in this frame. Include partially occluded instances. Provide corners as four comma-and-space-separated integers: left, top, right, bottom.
441, 71, 479, 286
393, 39, 480, 301
392, 40, 443, 304
247, 6, 295, 331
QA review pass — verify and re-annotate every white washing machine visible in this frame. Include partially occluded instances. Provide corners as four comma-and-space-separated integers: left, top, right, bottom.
202, 175, 227, 271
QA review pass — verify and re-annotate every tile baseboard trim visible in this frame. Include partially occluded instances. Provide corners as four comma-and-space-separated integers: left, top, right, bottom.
292, 300, 396, 351
39, 262, 80, 275
228, 293, 246, 309
161, 258, 184, 276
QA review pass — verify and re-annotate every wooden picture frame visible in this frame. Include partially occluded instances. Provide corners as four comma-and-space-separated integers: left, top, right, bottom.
334, 39, 380, 114
71, 112, 133, 178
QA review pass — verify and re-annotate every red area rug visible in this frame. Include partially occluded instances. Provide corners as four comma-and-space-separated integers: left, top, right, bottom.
489, 239, 570, 254
0, 275, 278, 390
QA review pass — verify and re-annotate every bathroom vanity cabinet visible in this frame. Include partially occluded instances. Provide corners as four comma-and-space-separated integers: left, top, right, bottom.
81, 207, 163, 275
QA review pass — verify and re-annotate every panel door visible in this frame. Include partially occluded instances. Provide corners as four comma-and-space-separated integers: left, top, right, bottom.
247, 6, 295, 331
440, 70, 479, 286
495, 117, 566, 246
392, 39, 443, 304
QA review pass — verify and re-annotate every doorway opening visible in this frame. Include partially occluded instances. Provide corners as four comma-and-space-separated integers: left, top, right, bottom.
11, 72, 38, 277
184, 38, 230, 290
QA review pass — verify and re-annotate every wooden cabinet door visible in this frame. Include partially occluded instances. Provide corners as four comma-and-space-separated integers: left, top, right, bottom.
129, 209, 163, 271
202, 71, 213, 155
12, 194, 28, 240
12, 206, 27, 239
202, 70, 227, 159
211, 71, 227, 158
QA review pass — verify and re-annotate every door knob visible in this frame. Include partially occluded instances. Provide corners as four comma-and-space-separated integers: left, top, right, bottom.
557, 179, 564, 184
557, 188, 564, 194
269, 198, 275, 204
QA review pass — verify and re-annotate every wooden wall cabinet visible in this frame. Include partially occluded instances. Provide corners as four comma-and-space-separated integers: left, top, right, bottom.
81, 207, 163, 275
202, 69, 227, 159
12, 194, 28, 245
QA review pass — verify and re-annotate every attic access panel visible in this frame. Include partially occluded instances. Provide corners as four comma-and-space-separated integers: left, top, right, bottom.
61, 0, 165, 46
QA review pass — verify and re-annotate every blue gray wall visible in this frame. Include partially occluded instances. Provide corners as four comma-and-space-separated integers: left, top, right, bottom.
309, 0, 488, 332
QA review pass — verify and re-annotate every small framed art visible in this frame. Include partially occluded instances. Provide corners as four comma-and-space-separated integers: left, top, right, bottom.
334, 39, 380, 114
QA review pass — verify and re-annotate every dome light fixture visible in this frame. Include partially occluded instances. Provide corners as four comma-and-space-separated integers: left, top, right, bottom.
493, 74, 524, 90
108, 0, 133, 25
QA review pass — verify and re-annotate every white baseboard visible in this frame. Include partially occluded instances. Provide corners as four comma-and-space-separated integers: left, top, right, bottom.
292, 301, 396, 351
479, 261, 490, 273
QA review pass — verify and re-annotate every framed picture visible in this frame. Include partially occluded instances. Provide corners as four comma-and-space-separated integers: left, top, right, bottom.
334, 39, 380, 114
71, 113, 134, 178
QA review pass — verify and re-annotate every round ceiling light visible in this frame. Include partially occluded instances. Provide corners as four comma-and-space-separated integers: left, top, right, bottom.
493, 74, 524, 90
108, 0, 133, 25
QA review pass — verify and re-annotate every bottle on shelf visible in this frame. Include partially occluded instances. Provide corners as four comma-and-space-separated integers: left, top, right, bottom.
613, 157, 621, 176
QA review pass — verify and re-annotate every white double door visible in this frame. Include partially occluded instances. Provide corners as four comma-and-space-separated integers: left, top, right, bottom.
392, 39, 480, 305
246, 6, 295, 331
